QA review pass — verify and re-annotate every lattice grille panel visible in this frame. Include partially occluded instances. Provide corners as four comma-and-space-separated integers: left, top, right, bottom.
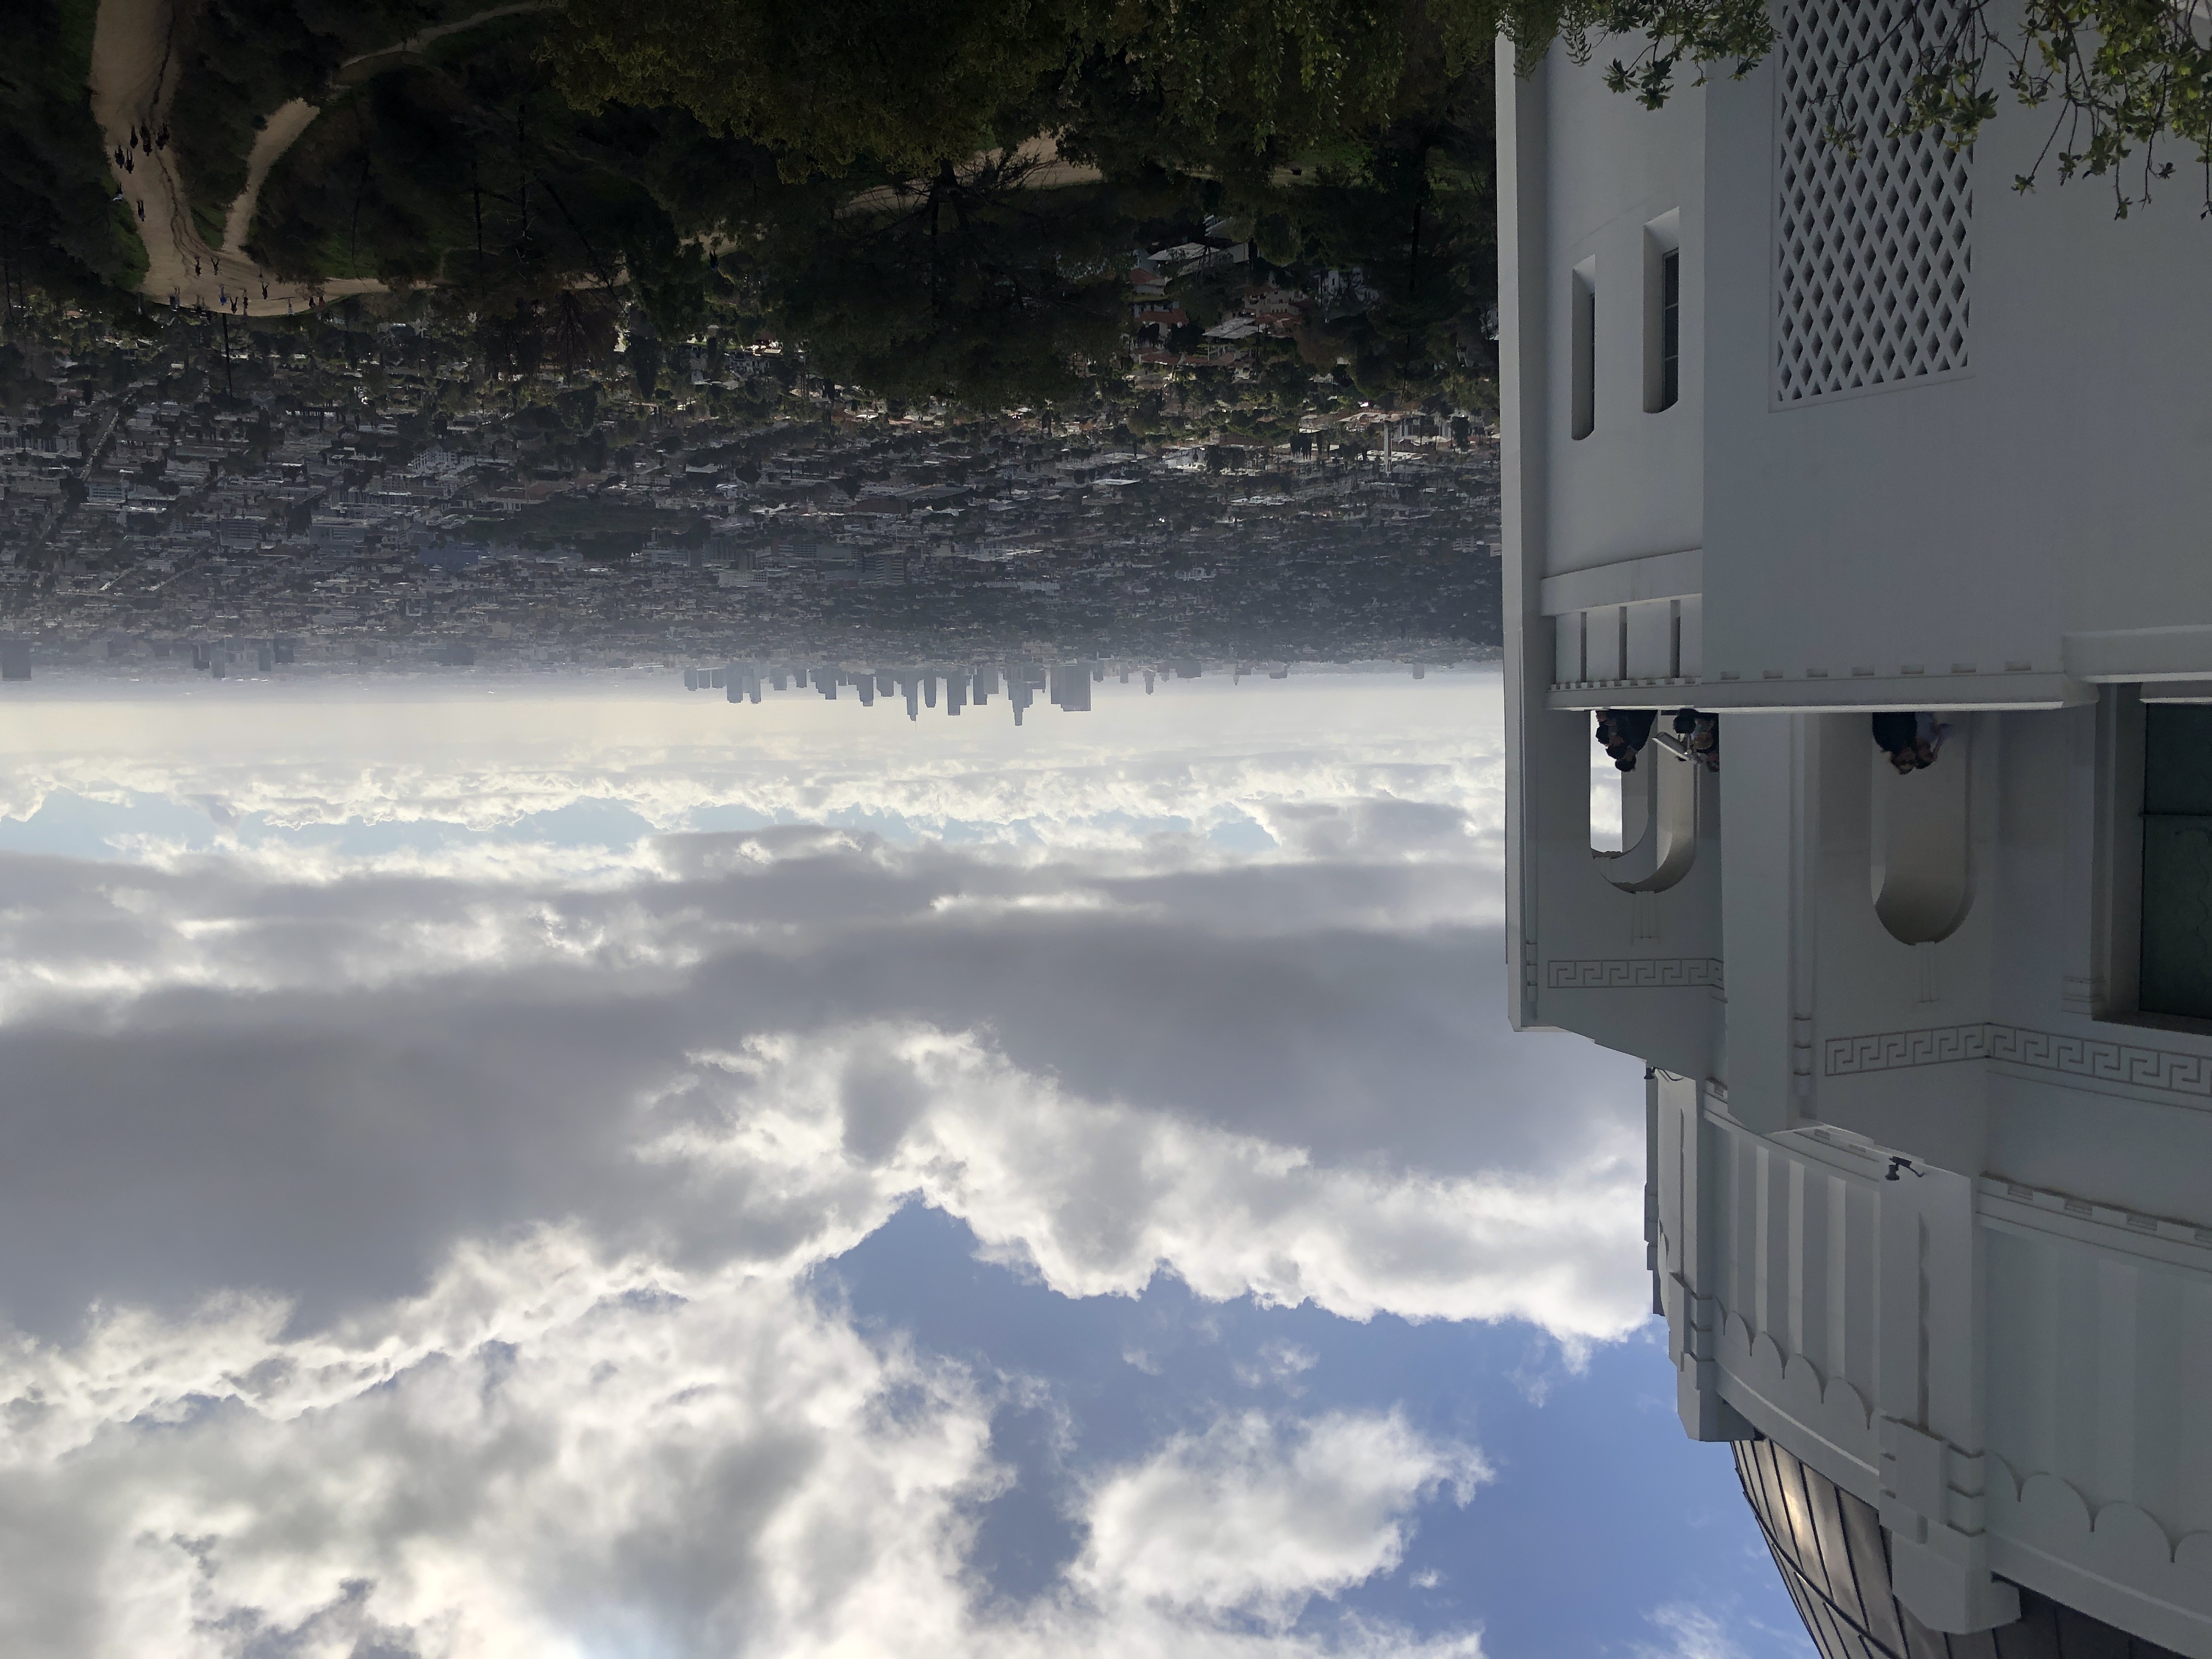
1774, 0, 1972, 403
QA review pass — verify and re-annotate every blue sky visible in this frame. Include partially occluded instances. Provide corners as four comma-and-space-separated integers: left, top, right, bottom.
828, 1203, 1807, 1659
0, 670, 1808, 1659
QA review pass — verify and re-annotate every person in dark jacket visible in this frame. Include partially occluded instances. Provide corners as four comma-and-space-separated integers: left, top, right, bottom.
1872, 712, 1920, 773
1599, 708, 1657, 771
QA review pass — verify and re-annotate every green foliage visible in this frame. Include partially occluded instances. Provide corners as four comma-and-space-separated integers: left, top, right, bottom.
1533, 0, 1774, 103
550, 0, 1075, 177
167, 0, 453, 222
1537, 0, 2212, 216
0, 1, 148, 302
733, 160, 1133, 409
549, 0, 1509, 180
1899, 2, 2212, 214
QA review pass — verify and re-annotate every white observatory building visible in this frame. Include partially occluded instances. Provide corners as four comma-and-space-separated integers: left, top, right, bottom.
1496, 8, 2212, 1656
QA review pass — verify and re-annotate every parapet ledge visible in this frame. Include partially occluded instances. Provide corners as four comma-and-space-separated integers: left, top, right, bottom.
1983, 1453, 2212, 1655
1714, 1310, 1878, 1491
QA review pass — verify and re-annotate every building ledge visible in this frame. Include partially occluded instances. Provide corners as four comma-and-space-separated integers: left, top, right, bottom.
1548, 669, 2089, 712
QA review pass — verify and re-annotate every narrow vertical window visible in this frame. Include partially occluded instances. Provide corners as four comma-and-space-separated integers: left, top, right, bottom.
1643, 211, 1681, 414
1571, 259, 1596, 441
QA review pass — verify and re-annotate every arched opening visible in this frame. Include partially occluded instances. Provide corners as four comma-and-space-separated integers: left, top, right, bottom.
1870, 723, 1972, 944
1592, 711, 1698, 891
1591, 714, 1625, 853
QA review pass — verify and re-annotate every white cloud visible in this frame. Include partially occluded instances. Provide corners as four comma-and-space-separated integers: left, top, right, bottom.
0, 1231, 996, 1659
1073, 1409, 1487, 1631
0, 675, 1506, 859
0, 671, 1654, 1658
0, 1232, 1491, 1659
653, 1024, 1648, 1344
1637, 1604, 1753, 1659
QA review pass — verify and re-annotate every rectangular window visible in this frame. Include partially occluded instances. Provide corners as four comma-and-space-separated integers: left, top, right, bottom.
1643, 211, 1681, 414
2140, 704, 2212, 1019
1571, 260, 1596, 441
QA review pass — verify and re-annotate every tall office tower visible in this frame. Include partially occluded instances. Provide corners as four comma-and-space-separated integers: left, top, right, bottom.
924, 675, 938, 710
856, 675, 874, 708
877, 673, 896, 698
709, 669, 725, 689
975, 666, 1000, 699
904, 678, 919, 723
1499, 21, 2212, 1657
1050, 665, 1092, 713
1144, 670, 1156, 694
946, 673, 966, 716
771, 670, 788, 692
0, 640, 30, 682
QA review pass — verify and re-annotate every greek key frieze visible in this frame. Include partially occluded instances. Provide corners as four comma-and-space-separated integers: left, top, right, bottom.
1825, 1022, 2212, 1101
1546, 957, 1724, 991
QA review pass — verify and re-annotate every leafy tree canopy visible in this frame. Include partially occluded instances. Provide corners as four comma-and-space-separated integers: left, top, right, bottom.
1536, 0, 2212, 215
552, 0, 2212, 217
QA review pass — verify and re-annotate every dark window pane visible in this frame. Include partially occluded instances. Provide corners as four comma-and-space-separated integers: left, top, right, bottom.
2141, 816, 2212, 1017
1660, 249, 1680, 410
1990, 1591, 2062, 1659
2053, 1602, 2131, 1659
2143, 705, 2212, 816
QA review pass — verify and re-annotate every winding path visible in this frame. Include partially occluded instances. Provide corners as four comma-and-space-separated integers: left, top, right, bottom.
88, 0, 547, 318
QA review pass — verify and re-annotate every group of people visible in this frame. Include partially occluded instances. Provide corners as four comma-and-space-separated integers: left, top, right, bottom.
1596, 708, 1720, 772
1598, 708, 1953, 780
1871, 712, 1951, 774
114, 123, 168, 173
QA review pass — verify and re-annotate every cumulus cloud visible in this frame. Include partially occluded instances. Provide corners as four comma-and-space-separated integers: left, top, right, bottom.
0, 820, 1642, 1342
0, 674, 1505, 855
649, 1024, 1646, 1341
1073, 1409, 1487, 1630
0, 672, 1651, 1657
0, 1232, 1487, 1659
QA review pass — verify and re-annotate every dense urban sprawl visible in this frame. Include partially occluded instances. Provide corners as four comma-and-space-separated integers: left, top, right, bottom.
0, 302, 1500, 684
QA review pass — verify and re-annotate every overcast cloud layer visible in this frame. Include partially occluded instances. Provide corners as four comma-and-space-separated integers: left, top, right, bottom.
0, 672, 1661, 1658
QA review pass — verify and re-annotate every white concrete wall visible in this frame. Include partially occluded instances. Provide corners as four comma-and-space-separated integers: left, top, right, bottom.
1505, 37, 2212, 1647
1696, 27, 2212, 713
1540, 55, 1703, 579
